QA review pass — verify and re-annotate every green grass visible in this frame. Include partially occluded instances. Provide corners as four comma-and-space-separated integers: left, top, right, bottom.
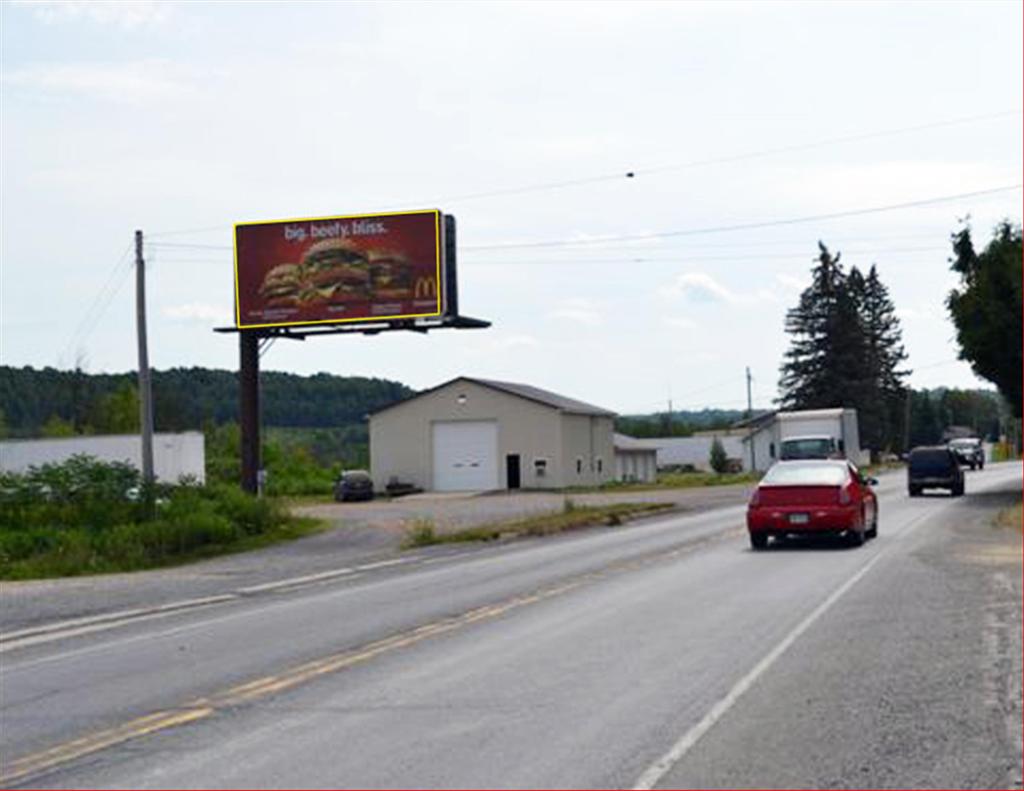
566, 471, 760, 493
400, 502, 675, 548
0, 456, 328, 580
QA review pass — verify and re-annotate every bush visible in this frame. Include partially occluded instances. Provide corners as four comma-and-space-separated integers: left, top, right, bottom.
0, 457, 310, 579
709, 438, 729, 474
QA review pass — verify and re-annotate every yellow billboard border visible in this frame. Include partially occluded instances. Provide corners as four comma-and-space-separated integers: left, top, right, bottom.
233, 208, 443, 330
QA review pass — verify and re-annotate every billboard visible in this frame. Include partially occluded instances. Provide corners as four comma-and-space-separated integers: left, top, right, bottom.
234, 209, 444, 329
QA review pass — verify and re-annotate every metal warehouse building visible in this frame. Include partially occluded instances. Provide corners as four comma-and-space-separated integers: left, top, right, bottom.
369, 377, 616, 492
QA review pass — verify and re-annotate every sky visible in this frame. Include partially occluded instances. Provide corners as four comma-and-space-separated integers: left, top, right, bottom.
1, 0, 1021, 415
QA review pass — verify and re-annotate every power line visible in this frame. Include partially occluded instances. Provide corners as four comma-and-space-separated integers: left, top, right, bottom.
146, 109, 1020, 238
461, 245, 949, 266
465, 184, 1022, 251
59, 242, 134, 365
378, 109, 1021, 207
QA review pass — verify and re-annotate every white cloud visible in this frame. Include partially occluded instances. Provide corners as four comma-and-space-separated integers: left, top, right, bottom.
666, 272, 776, 305
14, 1, 172, 29
3, 59, 194, 103
163, 302, 231, 323
549, 297, 602, 325
662, 316, 697, 330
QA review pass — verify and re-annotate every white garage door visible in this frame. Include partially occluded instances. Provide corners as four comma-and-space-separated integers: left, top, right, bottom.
432, 421, 499, 491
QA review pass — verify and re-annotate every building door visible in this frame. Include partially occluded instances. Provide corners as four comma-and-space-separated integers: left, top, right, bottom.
506, 454, 521, 489
432, 421, 499, 491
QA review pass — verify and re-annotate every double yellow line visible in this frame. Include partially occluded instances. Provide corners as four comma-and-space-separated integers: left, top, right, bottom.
2, 525, 739, 786
1, 582, 583, 786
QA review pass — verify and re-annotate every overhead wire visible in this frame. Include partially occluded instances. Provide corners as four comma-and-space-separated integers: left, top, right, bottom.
465, 184, 1023, 251
145, 108, 1020, 239
376, 109, 1021, 207
58, 242, 135, 366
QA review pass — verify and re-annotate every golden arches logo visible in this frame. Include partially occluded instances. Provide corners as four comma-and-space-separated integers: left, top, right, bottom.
414, 277, 438, 300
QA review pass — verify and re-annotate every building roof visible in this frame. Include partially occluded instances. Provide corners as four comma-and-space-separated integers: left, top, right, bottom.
731, 410, 777, 431
613, 433, 660, 452
369, 376, 616, 417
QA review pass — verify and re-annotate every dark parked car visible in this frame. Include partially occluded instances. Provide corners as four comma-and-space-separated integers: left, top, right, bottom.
334, 470, 374, 502
747, 460, 878, 549
947, 437, 984, 470
907, 447, 964, 497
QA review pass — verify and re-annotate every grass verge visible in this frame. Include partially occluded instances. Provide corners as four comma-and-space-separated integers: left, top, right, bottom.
566, 471, 760, 493
401, 501, 675, 548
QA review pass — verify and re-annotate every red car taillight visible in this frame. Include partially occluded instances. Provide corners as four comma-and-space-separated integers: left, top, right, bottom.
749, 489, 761, 507
838, 486, 852, 505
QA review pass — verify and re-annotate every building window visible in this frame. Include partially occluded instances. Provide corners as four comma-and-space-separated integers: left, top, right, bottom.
534, 458, 548, 477
576, 457, 583, 474
456, 393, 467, 405
770, 442, 775, 459
596, 457, 603, 474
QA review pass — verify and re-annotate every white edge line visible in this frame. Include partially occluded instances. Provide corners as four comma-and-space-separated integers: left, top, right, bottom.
632, 537, 903, 790
0, 595, 238, 645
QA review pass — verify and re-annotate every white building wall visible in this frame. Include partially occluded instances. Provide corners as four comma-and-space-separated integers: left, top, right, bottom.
0, 433, 206, 483
370, 380, 564, 491
650, 436, 746, 471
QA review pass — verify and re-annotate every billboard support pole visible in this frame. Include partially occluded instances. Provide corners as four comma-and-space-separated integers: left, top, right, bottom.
135, 229, 155, 486
239, 331, 260, 495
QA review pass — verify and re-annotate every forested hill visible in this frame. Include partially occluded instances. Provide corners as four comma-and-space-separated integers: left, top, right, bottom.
0, 366, 413, 436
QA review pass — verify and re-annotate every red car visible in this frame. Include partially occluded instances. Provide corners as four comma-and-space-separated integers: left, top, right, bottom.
747, 460, 878, 550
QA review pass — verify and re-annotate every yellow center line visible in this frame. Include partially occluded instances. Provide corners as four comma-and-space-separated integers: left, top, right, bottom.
1, 527, 736, 787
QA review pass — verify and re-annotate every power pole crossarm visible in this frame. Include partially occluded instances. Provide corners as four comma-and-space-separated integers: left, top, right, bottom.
135, 230, 155, 485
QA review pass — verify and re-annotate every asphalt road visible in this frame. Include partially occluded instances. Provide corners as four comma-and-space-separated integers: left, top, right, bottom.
1, 464, 1020, 789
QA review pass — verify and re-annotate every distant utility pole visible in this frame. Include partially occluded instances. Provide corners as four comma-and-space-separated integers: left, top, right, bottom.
746, 366, 755, 471
135, 230, 155, 485
903, 388, 912, 452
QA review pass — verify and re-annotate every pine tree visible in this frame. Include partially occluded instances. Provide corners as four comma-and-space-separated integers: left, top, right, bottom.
853, 264, 910, 452
779, 244, 909, 456
709, 437, 729, 474
778, 242, 871, 410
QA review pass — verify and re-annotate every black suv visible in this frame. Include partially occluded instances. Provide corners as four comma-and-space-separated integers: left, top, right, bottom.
907, 446, 964, 497
947, 438, 985, 470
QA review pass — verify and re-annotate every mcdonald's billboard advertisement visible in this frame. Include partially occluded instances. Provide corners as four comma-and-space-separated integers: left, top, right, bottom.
233, 209, 446, 329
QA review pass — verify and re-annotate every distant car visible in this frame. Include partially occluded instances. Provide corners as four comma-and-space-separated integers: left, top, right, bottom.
907, 447, 964, 497
947, 438, 984, 470
334, 470, 374, 502
747, 460, 878, 550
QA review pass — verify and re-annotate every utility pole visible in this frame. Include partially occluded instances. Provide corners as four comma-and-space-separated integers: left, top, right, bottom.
135, 230, 155, 485
903, 387, 912, 452
746, 366, 755, 472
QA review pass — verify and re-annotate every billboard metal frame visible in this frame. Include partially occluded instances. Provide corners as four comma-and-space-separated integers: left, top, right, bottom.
233, 208, 448, 330
216, 214, 490, 494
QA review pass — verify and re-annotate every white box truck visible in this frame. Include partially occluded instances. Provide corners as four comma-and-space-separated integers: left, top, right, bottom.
776, 408, 865, 465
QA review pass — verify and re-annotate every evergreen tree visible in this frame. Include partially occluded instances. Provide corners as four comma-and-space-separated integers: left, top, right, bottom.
855, 264, 910, 452
709, 437, 729, 474
779, 245, 909, 456
778, 242, 871, 411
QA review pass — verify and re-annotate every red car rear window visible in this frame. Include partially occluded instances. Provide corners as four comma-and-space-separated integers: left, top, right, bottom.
761, 463, 847, 487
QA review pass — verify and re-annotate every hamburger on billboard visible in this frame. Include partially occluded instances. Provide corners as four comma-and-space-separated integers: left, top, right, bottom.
234, 209, 443, 329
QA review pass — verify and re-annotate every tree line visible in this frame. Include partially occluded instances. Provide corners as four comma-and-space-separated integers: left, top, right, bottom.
0, 366, 413, 437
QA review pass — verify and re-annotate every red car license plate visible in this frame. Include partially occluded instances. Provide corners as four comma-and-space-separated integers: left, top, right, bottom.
788, 513, 810, 524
